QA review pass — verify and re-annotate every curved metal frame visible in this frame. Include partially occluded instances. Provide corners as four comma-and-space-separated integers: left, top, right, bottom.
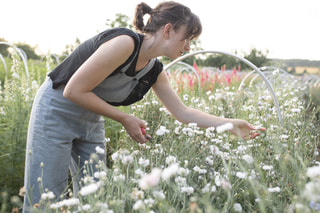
239, 66, 293, 90
164, 50, 283, 126
0, 42, 29, 78
0, 53, 7, 76
166, 61, 201, 97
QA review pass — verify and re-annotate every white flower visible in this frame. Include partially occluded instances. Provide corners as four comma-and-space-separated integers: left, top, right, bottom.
162, 163, 179, 181
121, 155, 133, 165
156, 126, 170, 136
180, 186, 194, 195
165, 155, 177, 165
236, 172, 247, 179
183, 94, 189, 101
306, 166, 320, 179
139, 168, 161, 190
291, 108, 301, 113
94, 171, 107, 179
242, 154, 254, 164
216, 122, 233, 133
175, 176, 187, 186
214, 175, 221, 186
95, 146, 105, 154
138, 157, 150, 168
268, 187, 280, 193
205, 157, 214, 166
233, 203, 242, 212
50, 198, 80, 209
205, 127, 215, 138
193, 166, 207, 174
78, 204, 91, 211
182, 127, 194, 136
211, 185, 217, 192
111, 152, 119, 161
280, 135, 289, 139
262, 165, 273, 171
133, 200, 144, 210
113, 174, 125, 182
144, 198, 155, 206
178, 167, 190, 176
209, 145, 220, 156
41, 191, 55, 200
202, 183, 211, 193
135, 168, 145, 177
79, 182, 100, 196
153, 191, 165, 200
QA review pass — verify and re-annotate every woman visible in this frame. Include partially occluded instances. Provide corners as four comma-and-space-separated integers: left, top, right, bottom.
23, 1, 265, 211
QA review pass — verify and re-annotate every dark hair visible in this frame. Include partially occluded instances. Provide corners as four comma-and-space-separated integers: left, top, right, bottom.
133, 1, 202, 41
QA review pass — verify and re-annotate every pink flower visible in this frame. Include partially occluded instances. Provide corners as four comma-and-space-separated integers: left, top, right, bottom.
139, 168, 161, 190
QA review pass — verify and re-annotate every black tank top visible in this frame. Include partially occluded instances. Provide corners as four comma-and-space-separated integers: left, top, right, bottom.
48, 28, 163, 106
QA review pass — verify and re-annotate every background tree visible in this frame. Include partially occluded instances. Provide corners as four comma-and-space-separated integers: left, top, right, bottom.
0, 38, 10, 56
15, 43, 40, 60
62, 37, 81, 56
241, 48, 269, 69
105, 13, 133, 29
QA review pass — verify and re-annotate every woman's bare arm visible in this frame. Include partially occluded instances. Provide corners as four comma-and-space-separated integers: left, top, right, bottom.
152, 71, 266, 139
63, 35, 148, 143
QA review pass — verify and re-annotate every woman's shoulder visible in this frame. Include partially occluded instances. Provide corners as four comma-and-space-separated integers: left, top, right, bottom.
95, 28, 140, 45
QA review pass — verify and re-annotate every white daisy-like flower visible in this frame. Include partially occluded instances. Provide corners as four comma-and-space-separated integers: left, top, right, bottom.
182, 127, 193, 136
180, 186, 194, 195
95, 146, 105, 154
162, 163, 179, 181
133, 200, 144, 210
165, 155, 177, 165
153, 191, 165, 200
242, 154, 254, 164
306, 166, 320, 179
233, 203, 242, 212
79, 182, 101, 196
262, 165, 273, 171
156, 126, 170, 136
205, 127, 215, 138
94, 171, 107, 179
268, 187, 281, 193
41, 191, 55, 200
138, 157, 150, 168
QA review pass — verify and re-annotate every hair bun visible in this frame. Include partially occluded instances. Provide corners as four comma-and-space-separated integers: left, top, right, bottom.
133, 2, 152, 32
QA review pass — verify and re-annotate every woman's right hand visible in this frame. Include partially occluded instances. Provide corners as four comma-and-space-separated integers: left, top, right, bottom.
121, 114, 149, 144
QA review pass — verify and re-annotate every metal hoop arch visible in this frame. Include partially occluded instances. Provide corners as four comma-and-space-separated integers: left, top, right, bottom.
166, 61, 201, 97
0, 42, 29, 78
0, 54, 8, 76
164, 50, 283, 126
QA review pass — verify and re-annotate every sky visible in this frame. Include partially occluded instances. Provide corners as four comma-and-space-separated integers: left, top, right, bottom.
1, 0, 320, 60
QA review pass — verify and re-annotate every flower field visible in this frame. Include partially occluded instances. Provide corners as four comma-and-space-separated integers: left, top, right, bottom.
1, 51, 320, 213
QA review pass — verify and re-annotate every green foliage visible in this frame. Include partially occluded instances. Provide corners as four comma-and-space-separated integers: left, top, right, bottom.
242, 48, 269, 69
105, 13, 133, 30
15, 43, 40, 60
0, 51, 47, 212
62, 37, 81, 56
0, 38, 9, 56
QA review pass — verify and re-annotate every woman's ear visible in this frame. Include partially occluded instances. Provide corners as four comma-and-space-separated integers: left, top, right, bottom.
162, 23, 173, 40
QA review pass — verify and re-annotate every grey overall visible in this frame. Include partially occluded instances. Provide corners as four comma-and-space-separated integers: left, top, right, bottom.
23, 52, 157, 212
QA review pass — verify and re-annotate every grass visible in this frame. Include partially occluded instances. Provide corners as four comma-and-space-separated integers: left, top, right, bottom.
1, 50, 320, 212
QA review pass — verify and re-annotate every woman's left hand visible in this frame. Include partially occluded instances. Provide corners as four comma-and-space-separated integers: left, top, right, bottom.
230, 119, 266, 140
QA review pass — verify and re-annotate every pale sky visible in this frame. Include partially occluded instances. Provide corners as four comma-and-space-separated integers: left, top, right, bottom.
1, 0, 320, 60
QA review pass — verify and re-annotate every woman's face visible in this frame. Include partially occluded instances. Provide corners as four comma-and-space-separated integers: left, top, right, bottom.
166, 25, 191, 60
